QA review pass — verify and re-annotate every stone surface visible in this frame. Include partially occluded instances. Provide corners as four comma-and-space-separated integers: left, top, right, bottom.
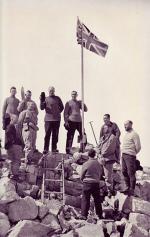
44, 198, 62, 215
129, 213, 150, 230
65, 194, 81, 208
135, 180, 150, 201
8, 196, 38, 222
41, 213, 61, 232
130, 198, 150, 216
0, 203, 8, 214
0, 177, 19, 204
0, 212, 11, 237
8, 220, 51, 237
64, 180, 82, 197
124, 223, 149, 237
62, 223, 104, 237
35, 201, 49, 219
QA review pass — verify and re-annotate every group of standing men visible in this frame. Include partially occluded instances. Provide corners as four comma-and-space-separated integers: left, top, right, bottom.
79, 117, 141, 220
2, 86, 141, 206
2, 86, 87, 178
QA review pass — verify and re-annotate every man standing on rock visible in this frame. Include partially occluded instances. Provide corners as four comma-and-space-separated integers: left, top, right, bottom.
17, 90, 38, 115
2, 87, 20, 129
98, 124, 117, 196
100, 114, 121, 163
4, 113, 23, 180
80, 149, 103, 220
40, 86, 64, 154
64, 91, 88, 154
18, 102, 38, 164
122, 120, 141, 196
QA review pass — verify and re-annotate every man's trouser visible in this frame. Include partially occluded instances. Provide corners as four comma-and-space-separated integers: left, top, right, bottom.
122, 153, 136, 191
66, 121, 82, 153
81, 182, 102, 219
7, 144, 22, 176
22, 128, 37, 161
115, 140, 120, 163
44, 121, 60, 152
103, 161, 114, 191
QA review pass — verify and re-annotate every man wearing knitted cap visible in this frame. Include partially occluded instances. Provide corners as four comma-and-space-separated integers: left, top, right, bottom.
40, 86, 64, 154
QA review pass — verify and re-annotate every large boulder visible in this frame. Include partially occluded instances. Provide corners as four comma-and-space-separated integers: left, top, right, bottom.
124, 223, 149, 237
8, 220, 52, 237
8, 196, 38, 223
130, 198, 150, 216
0, 177, 19, 204
129, 213, 150, 230
0, 212, 10, 237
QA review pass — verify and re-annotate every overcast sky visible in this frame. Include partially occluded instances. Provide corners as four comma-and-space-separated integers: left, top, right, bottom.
1, 0, 150, 165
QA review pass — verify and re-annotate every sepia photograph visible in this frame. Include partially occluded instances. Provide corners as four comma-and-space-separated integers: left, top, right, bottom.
0, 0, 150, 236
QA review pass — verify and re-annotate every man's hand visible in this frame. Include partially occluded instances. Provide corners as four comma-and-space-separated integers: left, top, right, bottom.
40, 92, 46, 102
64, 121, 70, 130
98, 156, 106, 165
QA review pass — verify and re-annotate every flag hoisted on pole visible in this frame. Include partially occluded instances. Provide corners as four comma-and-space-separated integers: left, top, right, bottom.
77, 18, 108, 57
76, 17, 108, 151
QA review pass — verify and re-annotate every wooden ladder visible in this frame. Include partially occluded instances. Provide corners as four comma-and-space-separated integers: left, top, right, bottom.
41, 154, 65, 206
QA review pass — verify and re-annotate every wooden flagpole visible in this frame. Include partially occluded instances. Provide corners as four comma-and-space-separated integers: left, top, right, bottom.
81, 23, 85, 152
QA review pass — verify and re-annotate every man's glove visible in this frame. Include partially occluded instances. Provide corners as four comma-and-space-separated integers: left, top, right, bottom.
64, 121, 70, 130
40, 92, 46, 102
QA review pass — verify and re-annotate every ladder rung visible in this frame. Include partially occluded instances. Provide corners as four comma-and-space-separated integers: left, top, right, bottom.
45, 179, 63, 182
45, 191, 63, 194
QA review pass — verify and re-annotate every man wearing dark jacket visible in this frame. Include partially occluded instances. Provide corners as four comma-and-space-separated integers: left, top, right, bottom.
40, 86, 64, 154
98, 124, 117, 195
80, 149, 103, 220
64, 91, 87, 154
4, 113, 23, 180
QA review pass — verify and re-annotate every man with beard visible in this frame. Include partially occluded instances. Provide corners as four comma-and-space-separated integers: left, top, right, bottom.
122, 120, 141, 196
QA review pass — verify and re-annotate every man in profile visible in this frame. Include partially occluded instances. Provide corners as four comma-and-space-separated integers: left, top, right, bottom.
64, 91, 88, 154
40, 86, 64, 154
100, 114, 121, 163
122, 120, 141, 196
98, 124, 117, 196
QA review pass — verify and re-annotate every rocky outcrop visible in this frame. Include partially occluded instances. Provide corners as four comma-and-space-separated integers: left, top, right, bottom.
0, 212, 10, 237
8, 196, 38, 223
123, 223, 149, 237
8, 220, 51, 237
0, 177, 19, 204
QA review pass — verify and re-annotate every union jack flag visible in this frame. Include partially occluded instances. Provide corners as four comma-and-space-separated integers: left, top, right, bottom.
76, 18, 108, 57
